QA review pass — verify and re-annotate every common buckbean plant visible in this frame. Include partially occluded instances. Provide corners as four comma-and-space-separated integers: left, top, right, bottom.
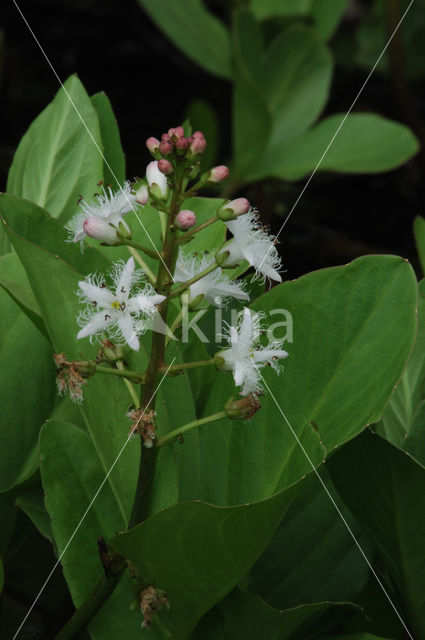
1, 75, 425, 640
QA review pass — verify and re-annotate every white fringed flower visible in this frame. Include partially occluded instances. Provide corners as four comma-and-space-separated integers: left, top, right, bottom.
222, 209, 283, 282
219, 307, 288, 396
65, 181, 136, 246
76, 257, 165, 351
174, 251, 249, 307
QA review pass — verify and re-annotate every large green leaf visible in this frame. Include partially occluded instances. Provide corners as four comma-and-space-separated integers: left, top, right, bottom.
262, 26, 332, 146
232, 10, 272, 178
255, 113, 420, 181
327, 430, 425, 638
1, 198, 139, 523
137, 0, 232, 79
112, 479, 303, 639
0, 193, 111, 276
7, 75, 103, 222
253, 255, 418, 452
0, 261, 54, 492
247, 470, 371, 608
186, 255, 417, 507
310, 0, 349, 40
39, 420, 126, 606
199, 589, 362, 640
91, 92, 126, 189
376, 283, 425, 446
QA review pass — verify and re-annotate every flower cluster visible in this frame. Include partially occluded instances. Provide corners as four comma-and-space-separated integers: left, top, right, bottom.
62, 123, 288, 411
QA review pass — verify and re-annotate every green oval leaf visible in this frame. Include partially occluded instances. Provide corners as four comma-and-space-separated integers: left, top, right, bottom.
7, 75, 103, 222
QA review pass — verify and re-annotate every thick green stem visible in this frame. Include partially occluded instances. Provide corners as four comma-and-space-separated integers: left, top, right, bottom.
129, 173, 185, 529
157, 411, 227, 448
53, 559, 126, 640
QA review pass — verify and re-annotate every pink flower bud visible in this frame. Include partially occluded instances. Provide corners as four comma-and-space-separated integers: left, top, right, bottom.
175, 137, 189, 152
175, 209, 197, 230
161, 133, 171, 142
192, 131, 205, 139
146, 137, 160, 154
83, 217, 119, 244
189, 136, 207, 155
159, 140, 173, 156
226, 197, 250, 215
208, 165, 230, 183
135, 185, 149, 205
158, 159, 174, 175
168, 126, 184, 140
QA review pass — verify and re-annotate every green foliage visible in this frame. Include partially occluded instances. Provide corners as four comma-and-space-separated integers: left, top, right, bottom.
7, 75, 103, 223
252, 113, 419, 181
328, 430, 425, 638
247, 470, 371, 608
137, 0, 232, 79
193, 589, 362, 639
137, 2, 419, 185
413, 216, 425, 276
376, 283, 425, 447
91, 91, 126, 189
0, 254, 54, 493
2, 71, 423, 639
112, 480, 301, 638
40, 420, 126, 606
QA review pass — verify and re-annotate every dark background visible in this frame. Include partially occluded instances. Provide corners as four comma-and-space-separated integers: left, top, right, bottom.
1, 0, 425, 281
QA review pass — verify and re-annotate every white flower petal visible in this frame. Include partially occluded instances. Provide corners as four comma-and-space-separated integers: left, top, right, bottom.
118, 315, 140, 351
115, 258, 135, 297
253, 348, 288, 364
77, 311, 111, 339
78, 281, 115, 307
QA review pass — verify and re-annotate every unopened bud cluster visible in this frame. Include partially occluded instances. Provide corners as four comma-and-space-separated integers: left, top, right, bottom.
146, 126, 207, 161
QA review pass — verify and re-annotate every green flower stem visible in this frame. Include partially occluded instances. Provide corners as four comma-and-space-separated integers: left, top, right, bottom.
157, 411, 228, 448
116, 361, 141, 408
168, 261, 219, 299
94, 364, 145, 384
175, 216, 218, 245
126, 247, 156, 285
53, 557, 126, 640
164, 304, 184, 349
159, 359, 217, 374
129, 170, 185, 529
123, 239, 160, 260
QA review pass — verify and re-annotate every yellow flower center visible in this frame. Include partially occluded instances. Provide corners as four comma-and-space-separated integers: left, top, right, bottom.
111, 300, 121, 310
